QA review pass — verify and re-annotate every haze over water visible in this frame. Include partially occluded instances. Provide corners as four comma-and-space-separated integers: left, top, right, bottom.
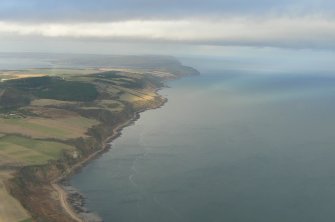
71, 51, 335, 222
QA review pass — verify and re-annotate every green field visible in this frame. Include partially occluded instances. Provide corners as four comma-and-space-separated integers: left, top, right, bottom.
0, 116, 98, 140
0, 135, 74, 166
30, 99, 77, 106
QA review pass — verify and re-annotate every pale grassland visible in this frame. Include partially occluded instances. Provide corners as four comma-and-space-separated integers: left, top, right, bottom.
98, 100, 124, 112
0, 67, 174, 81
29, 68, 97, 76
0, 75, 16, 82
0, 73, 47, 82
0, 116, 98, 140
0, 171, 31, 222
98, 68, 175, 78
80, 100, 124, 113
30, 99, 77, 107
112, 77, 136, 82
96, 68, 145, 77
106, 86, 122, 95
0, 68, 103, 83
146, 70, 175, 78
0, 68, 100, 77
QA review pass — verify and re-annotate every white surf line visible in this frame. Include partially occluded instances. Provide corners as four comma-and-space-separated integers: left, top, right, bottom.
127, 133, 151, 219
128, 174, 138, 188
128, 130, 149, 187
128, 172, 142, 219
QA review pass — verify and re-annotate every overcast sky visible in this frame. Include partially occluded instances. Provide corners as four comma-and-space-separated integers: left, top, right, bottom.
1, 0, 335, 54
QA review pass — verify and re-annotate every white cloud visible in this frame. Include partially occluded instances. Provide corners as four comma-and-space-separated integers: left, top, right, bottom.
0, 16, 335, 48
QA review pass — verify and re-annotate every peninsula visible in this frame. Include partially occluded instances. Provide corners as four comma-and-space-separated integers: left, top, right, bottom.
0, 55, 199, 222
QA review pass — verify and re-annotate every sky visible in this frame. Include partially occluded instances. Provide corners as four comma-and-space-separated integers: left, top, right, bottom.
1, 0, 335, 55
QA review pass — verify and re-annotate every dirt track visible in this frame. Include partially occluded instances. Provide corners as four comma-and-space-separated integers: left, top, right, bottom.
51, 182, 82, 222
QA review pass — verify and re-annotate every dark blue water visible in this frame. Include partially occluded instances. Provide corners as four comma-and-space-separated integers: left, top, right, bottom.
70, 57, 335, 222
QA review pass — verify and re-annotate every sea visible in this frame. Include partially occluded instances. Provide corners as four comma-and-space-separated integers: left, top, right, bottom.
69, 49, 335, 222
2, 50, 335, 222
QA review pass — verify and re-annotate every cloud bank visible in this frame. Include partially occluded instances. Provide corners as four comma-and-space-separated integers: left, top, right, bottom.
1, 0, 335, 50
0, 16, 335, 49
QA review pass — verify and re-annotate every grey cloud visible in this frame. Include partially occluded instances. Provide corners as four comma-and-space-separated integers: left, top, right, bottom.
1, 17, 335, 50
1, 0, 335, 22
1, 0, 335, 51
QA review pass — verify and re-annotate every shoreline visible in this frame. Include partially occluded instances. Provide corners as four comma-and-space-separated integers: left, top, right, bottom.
52, 95, 168, 222
3, 64, 199, 221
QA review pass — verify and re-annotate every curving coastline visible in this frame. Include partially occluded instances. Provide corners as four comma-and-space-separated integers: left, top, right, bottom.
2, 60, 199, 222
53, 96, 167, 222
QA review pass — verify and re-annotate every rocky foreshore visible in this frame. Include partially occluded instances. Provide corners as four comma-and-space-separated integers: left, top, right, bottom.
61, 181, 102, 222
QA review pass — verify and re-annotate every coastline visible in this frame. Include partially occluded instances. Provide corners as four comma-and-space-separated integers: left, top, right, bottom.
52, 94, 168, 222
2, 62, 200, 222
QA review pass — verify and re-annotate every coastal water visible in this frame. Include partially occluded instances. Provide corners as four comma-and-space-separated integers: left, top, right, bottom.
70, 54, 335, 222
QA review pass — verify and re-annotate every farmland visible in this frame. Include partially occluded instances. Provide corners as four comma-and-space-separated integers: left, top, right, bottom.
0, 67, 167, 222
0, 59, 198, 222
0, 116, 97, 139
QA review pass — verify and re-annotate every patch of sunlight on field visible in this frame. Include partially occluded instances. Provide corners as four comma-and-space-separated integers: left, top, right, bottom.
0, 117, 98, 140
119, 93, 142, 102
119, 90, 157, 103
0, 171, 30, 222
0, 136, 75, 165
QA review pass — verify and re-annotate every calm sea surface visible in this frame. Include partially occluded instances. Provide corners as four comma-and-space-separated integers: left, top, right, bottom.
68, 55, 335, 222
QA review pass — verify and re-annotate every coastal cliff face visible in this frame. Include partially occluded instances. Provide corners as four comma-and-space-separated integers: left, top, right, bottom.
8, 97, 165, 222
0, 56, 198, 222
